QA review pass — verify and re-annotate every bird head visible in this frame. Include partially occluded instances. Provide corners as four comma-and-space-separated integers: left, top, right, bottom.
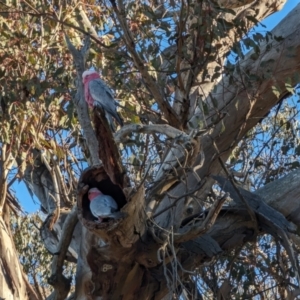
88, 187, 102, 201
82, 70, 100, 83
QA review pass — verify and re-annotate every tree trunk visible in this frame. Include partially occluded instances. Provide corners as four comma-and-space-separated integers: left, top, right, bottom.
0, 204, 38, 300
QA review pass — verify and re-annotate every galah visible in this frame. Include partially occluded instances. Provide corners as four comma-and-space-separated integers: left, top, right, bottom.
88, 187, 122, 222
82, 70, 123, 131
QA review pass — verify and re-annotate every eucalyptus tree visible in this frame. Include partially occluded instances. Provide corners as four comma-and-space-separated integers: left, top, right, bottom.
1, 0, 300, 299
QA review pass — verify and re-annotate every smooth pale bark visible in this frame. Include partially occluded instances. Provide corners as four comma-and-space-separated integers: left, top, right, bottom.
153, 0, 290, 222
0, 194, 39, 300
71, 2, 300, 300
0, 216, 29, 300
256, 169, 300, 224
173, 0, 287, 122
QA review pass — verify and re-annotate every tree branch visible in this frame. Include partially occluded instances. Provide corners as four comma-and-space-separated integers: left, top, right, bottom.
40, 152, 61, 230
175, 195, 226, 243
114, 124, 191, 144
109, 0, 181, 128
48, 206, 78, 300
65, 34, 100, 166
217, 156, 258, 232
154, 3, 300, 230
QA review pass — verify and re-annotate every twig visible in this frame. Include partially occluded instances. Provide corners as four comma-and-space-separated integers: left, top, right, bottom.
53, 161, 72, 206
78, 4, 98, 38
41, 153, 61, 230
22, 271, 40, 300
0, 3, 129, 57
109, 0, 181, 128
52, 206, 78, 273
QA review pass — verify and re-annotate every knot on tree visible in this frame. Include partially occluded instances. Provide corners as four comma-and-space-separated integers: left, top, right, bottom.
77, 165, 127, 230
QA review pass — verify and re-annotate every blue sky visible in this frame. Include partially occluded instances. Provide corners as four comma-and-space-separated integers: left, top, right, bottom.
13, 181, 40, 213
258, 0, 300, 30
13, 0, 300, 213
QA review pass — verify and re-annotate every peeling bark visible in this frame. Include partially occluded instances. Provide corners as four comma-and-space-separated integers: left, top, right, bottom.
0, 214, 29, 299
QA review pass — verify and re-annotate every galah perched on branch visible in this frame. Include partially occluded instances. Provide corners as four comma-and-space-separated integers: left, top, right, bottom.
82, 70, 124, 131
88, 187, 123, 222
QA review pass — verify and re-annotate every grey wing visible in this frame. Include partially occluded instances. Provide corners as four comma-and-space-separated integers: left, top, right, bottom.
102, 195, 118, 211
89, 79, 123, 126
90, 198, 111, 218
101, 197, 123, 219
90, 195, 118, 218
92, 78, 115, 97
105, 112, 116, 132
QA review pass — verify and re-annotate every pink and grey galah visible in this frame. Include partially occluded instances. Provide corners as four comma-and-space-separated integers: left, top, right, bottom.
88, 187, 122, 222
82, 70, 124, 131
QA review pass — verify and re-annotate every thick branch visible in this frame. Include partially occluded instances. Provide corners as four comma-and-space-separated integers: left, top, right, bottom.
154, 168, 300, 298
154, 3, 300, 230
0, 216, 29, 299
76, 168, 147, 297
169, 0, 287, 125
65, 35, 100, 166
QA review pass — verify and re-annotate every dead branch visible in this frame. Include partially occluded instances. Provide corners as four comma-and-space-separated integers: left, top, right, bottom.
93, 110, 129, 188
65, 34, 100, 166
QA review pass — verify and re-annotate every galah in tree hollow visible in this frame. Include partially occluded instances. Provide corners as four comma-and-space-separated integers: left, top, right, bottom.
88, 187, 122, 222
82, 70, 123, 131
